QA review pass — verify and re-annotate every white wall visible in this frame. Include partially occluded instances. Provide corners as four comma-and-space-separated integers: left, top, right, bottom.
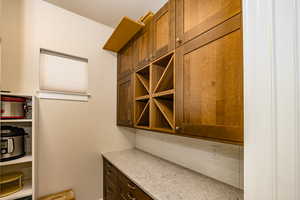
136, 130, 243, 189
1, 1, 135, 199
243, 0, 300, 199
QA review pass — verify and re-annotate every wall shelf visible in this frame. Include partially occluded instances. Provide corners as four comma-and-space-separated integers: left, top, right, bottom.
0, 180, 32, 200
0, 156, 32, 167
0, 93, 36, 200
152, 89, 174, 98
0, 119, 32, 123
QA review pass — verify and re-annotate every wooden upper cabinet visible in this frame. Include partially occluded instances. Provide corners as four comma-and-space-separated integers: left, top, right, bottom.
152, 0, 175, 60
118, 41, 133, 79
117, 74, 133, 127
135, 23, 153, 69
175, 14, 243, 144
175, 0, 241, 47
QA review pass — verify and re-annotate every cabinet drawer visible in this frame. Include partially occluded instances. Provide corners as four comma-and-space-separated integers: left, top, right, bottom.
104, 178, 120, 200
119, 172, 152, 200
104, 159, 118, 184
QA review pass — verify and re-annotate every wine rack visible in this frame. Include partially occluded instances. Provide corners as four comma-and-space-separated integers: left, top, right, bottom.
134, 52, 175, 132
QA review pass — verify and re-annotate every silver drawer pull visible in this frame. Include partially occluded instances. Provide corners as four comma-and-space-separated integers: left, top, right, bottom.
127, 183, 136, 190
127, 193, 136, 200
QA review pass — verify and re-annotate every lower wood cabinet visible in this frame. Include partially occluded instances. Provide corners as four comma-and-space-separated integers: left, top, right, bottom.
103, 158, 153, 200
117, 74, 133, 127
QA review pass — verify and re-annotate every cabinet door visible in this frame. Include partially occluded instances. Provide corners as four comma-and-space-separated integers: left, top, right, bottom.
175, 0, 241, 47
117, 75, 133, 127
152, 0, 175, 60
118, 41, 133, 79
176, 14, 243, 144
135, 24, 152, 69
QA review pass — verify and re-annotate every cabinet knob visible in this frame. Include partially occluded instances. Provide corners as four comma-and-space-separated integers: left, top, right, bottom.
176, 37, 182, 43
127, 183, 136, 190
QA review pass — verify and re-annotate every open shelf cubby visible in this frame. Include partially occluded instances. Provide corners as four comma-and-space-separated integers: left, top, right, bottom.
134, 52, 175, 133
135, 65, 150, 98
135, 99, 150, 128
151, 99, 173, 132
151, 53, 174, 93
153, 94, 174, 128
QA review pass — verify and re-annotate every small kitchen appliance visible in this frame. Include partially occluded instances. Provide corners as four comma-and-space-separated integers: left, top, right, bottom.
0, 126, 25, 162
1, 96, 26, 119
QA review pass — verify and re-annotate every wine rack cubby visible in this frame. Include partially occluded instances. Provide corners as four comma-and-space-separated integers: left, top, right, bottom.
134, 52, 175, 132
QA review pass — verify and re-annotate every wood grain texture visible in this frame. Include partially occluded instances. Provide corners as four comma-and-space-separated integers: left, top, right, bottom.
136, 23, 153, 68
117, 75, 133, 127
118, 41, 133, 79
135, 100, 150, 126
103, 17, 144, 52
153, 98, 175, 129
152, 0, 176, 59
176, 0, 241, 46
176, 16, 243, 143
155, 58, 174, 93
156, 12, 169, 50
150, 99, 173, 131
135, 65, 150, 98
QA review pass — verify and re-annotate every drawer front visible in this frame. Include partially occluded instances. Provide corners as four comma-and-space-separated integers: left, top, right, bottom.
104, 159, 118, 184
104, 178, 120, 200
119, 172, 152, 200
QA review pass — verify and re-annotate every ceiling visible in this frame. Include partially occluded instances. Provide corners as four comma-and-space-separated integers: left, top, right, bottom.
44, 0, 167, 27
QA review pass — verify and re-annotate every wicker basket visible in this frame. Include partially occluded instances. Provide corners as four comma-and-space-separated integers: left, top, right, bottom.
38, 189, 75, 200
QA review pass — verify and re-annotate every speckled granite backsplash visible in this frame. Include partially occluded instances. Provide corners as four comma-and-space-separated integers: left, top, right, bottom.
102, 148, 244, 200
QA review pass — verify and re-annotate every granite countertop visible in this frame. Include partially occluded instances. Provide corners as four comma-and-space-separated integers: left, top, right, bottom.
102, 148, 243, 200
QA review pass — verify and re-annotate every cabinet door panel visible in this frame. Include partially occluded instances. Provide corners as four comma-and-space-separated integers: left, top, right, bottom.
152, 0, 175, 59
176, 0, 241, 46
117, 75, 133, 127
136, 24, 152, 69
118, 42, 133, 79
176, 15, 243, 144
